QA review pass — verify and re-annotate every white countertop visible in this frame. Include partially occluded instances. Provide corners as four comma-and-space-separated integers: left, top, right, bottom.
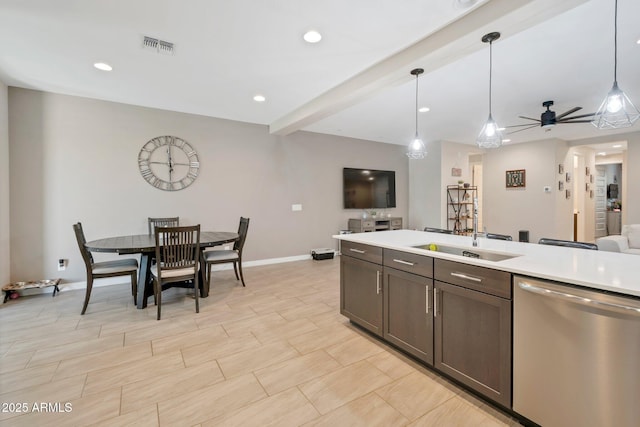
334, 230, 640, 298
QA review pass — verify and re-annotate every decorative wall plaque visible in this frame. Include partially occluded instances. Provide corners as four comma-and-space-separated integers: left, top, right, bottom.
506, 169, 526, 188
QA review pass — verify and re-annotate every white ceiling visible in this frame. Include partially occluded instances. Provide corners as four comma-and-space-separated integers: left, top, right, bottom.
1, 0, 638, 149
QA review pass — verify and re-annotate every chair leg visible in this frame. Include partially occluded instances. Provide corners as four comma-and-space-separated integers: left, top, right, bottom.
233, 261, 240, 280
238, 260, 246, 287
155, 278, 162, 320
81, 276, 94, 315
194, 277, 200, 314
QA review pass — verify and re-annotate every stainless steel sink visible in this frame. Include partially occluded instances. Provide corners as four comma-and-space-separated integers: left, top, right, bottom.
413, 243, 520, 262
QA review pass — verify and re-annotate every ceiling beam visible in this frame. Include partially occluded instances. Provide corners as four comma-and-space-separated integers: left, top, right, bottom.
269, 0, 589, 136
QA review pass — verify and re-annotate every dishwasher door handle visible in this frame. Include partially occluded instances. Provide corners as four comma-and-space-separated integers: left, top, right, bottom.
517, 282, 640, 316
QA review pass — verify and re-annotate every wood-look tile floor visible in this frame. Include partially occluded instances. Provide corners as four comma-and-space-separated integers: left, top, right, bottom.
0, 259, 521, 426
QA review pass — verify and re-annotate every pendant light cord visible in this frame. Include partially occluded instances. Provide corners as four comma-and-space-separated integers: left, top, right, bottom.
415, 73, 419, 137
488, 39, 493, 114
613, 0, 618, 83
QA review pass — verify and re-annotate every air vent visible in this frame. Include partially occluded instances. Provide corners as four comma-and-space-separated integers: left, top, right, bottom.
142, 36, 175, 55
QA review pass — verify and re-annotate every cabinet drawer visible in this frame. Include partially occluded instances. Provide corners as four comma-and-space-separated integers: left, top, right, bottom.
384, 249, 433, 278
391, 219, 402, 227
362, 220, 375, 228
434, 259, 511, 299
342, 241, 382, 264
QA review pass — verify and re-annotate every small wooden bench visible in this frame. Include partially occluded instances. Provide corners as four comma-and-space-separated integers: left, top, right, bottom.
2, 279, 61, 302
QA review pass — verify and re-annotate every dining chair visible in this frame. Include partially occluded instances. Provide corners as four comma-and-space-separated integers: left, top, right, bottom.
538, 238, 598, 250
424, 227, 453, 234
148, 217, 180, 235
486, 233, 513, 241
73, 222, 139, 315
202, 217, 250, 289
151, 224, 200, 320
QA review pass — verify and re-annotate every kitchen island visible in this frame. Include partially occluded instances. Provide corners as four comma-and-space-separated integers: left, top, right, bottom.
334, 229, 640, 297
334, 229, 640, 427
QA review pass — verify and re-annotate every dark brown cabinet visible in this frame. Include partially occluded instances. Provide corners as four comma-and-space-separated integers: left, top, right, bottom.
340, 242, 383, 336
384, 267, 433, 364
434, 260, 512, 408
339, 243, 513, 409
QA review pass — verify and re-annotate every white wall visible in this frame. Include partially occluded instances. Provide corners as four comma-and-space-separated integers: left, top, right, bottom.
483, 138, 567, 243
408, 140, 442, 230
8, 88, 409, 283
0, 80, 9, 287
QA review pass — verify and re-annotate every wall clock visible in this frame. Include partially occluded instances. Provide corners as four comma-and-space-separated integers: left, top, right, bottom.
138, 136, 200, 191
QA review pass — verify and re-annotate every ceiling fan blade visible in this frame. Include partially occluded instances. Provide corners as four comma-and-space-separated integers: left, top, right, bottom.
558, 112, 595, 121
507, 124, 539, 134
555, 107, 582, 120
505, 123, 540, 128
518, 116, 541, 122
557, 120, 593, 124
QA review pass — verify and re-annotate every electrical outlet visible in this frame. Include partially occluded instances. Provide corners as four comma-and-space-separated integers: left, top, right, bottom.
58, 258, 66, 271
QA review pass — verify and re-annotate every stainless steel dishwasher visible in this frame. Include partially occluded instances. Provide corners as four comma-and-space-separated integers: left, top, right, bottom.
513, 276, 640, 427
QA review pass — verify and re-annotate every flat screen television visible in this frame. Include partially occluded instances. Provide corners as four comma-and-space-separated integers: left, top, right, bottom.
343, 167, 396, 209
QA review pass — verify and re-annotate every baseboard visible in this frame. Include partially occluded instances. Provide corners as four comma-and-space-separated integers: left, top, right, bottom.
6, 254, 316, 297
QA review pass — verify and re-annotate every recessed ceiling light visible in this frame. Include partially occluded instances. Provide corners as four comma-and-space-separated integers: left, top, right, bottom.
253, 95, 266, 102
497, 127, 506, 131
502, 139, 511, 143
598, 152, 607, 156
612, 144, 622, 148
303, 30, 322, 43
93, 62, 112, 71
418, 107, 430, 113
637, 38, 640, 44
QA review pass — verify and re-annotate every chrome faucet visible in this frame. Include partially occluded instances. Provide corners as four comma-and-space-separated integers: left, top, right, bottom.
472, 197, 479, 247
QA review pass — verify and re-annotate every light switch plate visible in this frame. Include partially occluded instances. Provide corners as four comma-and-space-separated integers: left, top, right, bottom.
292, 204, 302, 211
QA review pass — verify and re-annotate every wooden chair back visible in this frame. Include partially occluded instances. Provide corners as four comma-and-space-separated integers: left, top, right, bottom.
148, 217, 180, 235
73, 222, 94, 268
234, 217, 250, 253
154, 225, 200, 278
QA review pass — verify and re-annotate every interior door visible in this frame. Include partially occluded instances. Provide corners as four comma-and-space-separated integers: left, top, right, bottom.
594, 166, 607, 238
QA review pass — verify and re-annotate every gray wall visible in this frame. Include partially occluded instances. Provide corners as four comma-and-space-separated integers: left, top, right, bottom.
8, 88, 408, 283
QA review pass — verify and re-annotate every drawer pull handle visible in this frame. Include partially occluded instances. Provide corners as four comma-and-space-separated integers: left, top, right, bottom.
434, 287, 438, 317
450, 272, 482, 283
376, 271, 381, 295
393, 259, 415, 266
425, 285, 429, 314
349, 248, 366, 254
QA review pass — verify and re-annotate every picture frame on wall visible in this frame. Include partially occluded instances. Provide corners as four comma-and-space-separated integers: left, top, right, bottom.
586, 166, 590, 176
506, 169, 526, 188
566, 172, 571, 183
586, 183, 589, 192
566, 189, 571, 199
558, 164, 564, 174
451, 167, 462, 177
590, 174, 594, 183
559, 181, 564, 191
590, 189, 594, 199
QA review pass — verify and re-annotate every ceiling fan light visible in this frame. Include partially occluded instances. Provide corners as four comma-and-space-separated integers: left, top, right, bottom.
476, 114, 503, 149
591, 82, 640, 129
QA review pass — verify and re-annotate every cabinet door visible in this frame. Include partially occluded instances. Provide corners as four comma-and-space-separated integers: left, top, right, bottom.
340, 255, 383, 336
434, 280, 511, 407
384, 267, 433, 364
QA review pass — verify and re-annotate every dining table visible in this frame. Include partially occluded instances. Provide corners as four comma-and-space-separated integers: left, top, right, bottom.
85, 231, 239, 308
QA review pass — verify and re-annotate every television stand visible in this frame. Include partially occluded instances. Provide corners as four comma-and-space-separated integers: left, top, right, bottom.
348, 217, 402, 233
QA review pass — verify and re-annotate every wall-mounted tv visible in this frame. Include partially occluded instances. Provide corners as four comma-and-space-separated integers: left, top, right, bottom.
343, 167, 396, 209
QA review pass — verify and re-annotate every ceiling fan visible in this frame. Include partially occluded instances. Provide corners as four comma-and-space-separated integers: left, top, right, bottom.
506, 100, 595, 134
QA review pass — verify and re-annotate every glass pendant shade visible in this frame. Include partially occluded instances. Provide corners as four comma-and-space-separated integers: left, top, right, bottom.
407, 133, 427, 159
477, 113, 503, 149
592, 82, 640, 129
592, 0, 639, 129
406, 68, 427, 159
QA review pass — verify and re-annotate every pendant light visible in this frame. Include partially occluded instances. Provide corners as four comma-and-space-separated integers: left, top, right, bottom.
592, 0, 639, 129
476, 32, 503, 149
406, 68, 427, 159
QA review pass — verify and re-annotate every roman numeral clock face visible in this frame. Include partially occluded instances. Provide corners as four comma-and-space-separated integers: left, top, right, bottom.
138, 136, 200, 191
